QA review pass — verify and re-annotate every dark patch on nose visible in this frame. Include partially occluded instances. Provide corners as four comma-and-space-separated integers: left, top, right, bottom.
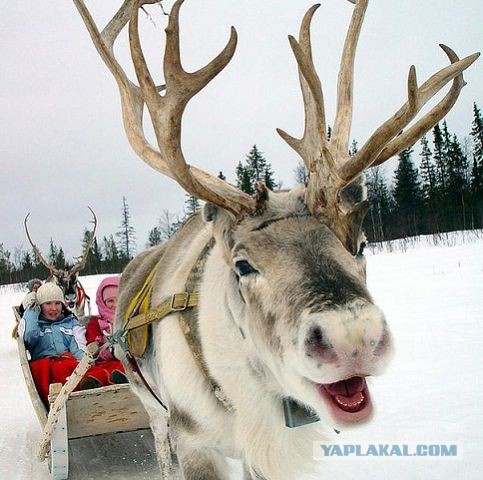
374, 325, 390, 356
351, 350, 359, 358
305, 325, 337, 363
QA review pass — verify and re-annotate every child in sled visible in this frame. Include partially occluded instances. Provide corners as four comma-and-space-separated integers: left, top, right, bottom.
86, 276, 128, 384
19, 283, 110, 407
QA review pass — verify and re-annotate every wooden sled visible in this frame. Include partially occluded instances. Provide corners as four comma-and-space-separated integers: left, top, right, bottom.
13, 307, 151, 480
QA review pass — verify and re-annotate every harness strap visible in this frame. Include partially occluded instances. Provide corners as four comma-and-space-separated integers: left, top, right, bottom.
124, 292, 199, 332
125, 353, 168, 411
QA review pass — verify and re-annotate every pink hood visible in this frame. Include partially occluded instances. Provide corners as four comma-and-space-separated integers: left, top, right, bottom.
96, 276, 120, 329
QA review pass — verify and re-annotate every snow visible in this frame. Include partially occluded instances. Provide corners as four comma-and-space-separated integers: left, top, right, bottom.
1, 234, 482, 479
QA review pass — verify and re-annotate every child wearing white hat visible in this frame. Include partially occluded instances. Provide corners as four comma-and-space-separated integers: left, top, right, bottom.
19, 283, 108, 406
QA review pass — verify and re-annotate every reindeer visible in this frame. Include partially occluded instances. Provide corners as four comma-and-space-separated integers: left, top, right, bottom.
74, 0, 478, 478
24, 207, 97, 320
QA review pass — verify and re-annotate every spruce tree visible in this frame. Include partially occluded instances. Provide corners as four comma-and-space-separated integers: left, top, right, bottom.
236, 161, 254, 194
432, 123, 446, 193
184, 194, 201, 216
116, 196, 136, 260
236, 145, 276, 194
470, 103, 483, 197
365, 166, 392, 242
147, 227, 162, 247
48, 239, 58, 265
392, 147, 422, 236
419, 135, 438, 232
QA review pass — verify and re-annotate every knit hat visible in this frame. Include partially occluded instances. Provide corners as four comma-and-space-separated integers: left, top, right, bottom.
27, 278, 43, 292
36, 283, 65, 305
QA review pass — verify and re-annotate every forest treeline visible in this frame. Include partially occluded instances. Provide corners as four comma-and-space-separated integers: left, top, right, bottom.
1, 104, 482, 285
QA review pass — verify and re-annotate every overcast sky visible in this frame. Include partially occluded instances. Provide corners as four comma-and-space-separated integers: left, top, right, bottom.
1, 0, 482, 262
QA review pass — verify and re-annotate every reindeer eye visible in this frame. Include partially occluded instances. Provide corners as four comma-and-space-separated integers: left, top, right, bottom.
235, 260, 258, 277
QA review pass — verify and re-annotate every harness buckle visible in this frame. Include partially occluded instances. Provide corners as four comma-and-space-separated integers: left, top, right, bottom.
171, 292, 189, 311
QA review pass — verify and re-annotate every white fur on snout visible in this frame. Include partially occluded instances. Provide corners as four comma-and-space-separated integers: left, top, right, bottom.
294, 300, 393, 385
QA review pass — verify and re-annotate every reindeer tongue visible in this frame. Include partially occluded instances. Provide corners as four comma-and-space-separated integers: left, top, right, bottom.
323, 376, 366, 413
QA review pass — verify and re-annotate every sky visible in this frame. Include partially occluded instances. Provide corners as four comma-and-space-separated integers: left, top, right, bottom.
1, 0, 482, 261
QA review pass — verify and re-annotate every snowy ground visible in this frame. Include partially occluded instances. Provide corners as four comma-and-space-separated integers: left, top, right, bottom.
1, 233, 482, 479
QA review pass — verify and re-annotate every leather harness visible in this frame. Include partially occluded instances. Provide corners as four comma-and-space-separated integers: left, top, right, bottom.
118, 239, 233, 411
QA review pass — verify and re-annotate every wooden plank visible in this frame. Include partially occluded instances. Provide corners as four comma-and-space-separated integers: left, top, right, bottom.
14, 307, 48, 427
66, 384, 150, 439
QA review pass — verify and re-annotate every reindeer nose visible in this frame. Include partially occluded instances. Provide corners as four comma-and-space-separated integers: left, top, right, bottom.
373, 324, 391, 357
305, 326, 338, 363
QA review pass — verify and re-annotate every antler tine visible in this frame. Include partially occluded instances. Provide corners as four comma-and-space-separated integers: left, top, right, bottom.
69, 207, 98, 276
24, 213, 61, 276
331, 0, 368, 156
371, 45, 476, 166
277, 4, 327, 170
128, 0, 254, 216
75, 0, 256, 217
340, 49, 480, 183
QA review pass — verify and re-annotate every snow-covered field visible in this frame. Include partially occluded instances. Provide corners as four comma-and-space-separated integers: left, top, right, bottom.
1, 233, 482, 479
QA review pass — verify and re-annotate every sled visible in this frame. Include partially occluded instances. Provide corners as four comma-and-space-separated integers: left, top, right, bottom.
13, 307, 151, 480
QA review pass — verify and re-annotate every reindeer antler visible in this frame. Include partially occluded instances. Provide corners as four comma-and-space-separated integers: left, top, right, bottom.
69, 206, 98, 276
24, 207, 98, 277
24, 213, 63, 276
278, 0, 479, 253
74, 0, 256, 218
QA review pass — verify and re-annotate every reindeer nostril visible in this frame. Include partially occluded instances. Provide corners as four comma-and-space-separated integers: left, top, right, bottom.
305, 326, 337, 363
374, 326, 390, 356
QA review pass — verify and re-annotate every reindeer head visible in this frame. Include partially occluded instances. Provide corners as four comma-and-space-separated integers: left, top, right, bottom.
24, 207, 97, 311
75, 0, 478, 426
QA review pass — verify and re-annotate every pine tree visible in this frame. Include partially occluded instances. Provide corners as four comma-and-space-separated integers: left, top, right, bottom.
91, 237, 103, 274
470, 103, 483, 197
419, 135, 436, 199
218, 171, 226, 181
184, 194, 201, 216
432, 123, 446, 193
236, 161, 254, 194
446, 133, 470, 230
55, 247, 66, 270
103, 234, 120, 271
81, 229, 102, 274
0, 243, 13, 284
147, 227, 162, 247
116, 196, 136, 260
365, 166, 392, 242
236, 145, 276, 194
48, 238, 58, 265
419, 135, 438, 232
392, 146, 422, 236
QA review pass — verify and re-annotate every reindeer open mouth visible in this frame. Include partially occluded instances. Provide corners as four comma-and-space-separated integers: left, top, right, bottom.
316, 376, 372, 423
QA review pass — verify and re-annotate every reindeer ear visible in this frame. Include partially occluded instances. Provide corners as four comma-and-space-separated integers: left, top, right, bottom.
202, 203, 220, 223
203, 203, 236, 252
345, 200, 370, 255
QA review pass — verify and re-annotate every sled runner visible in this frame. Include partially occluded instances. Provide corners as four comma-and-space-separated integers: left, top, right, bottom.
13, 306, 151, 480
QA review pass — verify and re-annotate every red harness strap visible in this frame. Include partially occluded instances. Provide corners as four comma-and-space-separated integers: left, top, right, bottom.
125, 352, 168, 411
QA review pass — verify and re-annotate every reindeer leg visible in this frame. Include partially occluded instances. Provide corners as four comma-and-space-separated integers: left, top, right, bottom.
149, 412, 180, 480
169, 404, 228, 479
177, 447, 228, 480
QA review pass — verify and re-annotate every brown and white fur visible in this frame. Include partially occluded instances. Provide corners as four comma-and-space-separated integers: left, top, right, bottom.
115, 185, 393, 479
73, 0, 478, 477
